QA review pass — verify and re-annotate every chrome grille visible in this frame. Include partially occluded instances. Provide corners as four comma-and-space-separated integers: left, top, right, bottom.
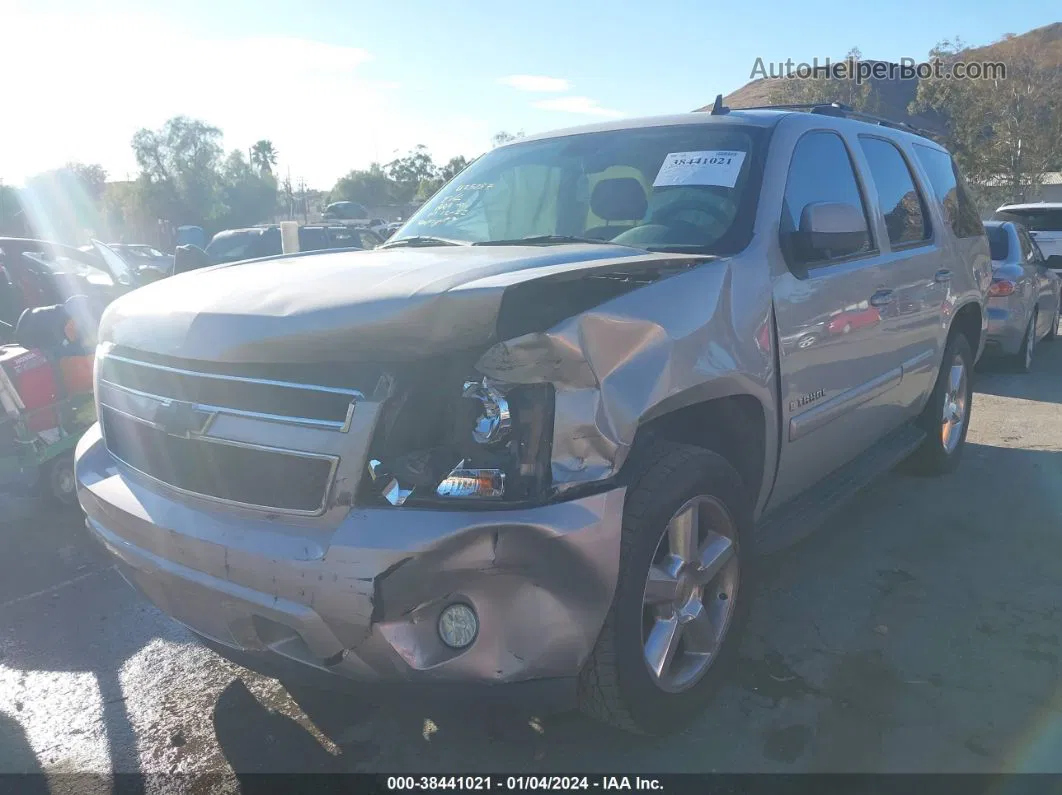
98, 353, 360, 430
96, 349, 363, 515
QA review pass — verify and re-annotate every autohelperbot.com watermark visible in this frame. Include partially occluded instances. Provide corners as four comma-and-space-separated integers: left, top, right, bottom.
751, 56, 1007, 84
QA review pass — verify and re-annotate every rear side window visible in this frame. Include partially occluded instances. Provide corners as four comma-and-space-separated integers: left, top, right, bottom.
299, 227, 329, 251
326, 228, 363, 249
995, 209, 1062, 232
781, 131, 872, 265
913, 145, 984, 239
858, 137, 930, 246
985, 226, 1009, 260
206, 232, 256, 262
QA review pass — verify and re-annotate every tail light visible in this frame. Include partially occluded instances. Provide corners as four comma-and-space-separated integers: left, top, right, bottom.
989, 279, 1016, 297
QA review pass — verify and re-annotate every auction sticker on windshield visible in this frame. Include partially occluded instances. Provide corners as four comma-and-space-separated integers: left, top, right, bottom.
653, 151, 746, 188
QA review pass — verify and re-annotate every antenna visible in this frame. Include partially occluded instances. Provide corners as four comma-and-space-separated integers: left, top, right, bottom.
710, 94, 729, 115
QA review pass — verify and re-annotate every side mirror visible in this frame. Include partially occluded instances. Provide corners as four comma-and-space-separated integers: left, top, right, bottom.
1045, 254, 1062, 271
793, 201, 869, 264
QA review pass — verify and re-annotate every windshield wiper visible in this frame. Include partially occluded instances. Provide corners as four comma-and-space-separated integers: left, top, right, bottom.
473, 235, 632, 247
380, 235, 471, 249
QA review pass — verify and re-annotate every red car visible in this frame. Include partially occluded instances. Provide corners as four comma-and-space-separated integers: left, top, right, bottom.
828, 303, 881, 335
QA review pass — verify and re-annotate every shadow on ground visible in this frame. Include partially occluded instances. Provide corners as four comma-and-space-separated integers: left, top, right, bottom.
0, 500, 149, 790
975, 336, 1062, 403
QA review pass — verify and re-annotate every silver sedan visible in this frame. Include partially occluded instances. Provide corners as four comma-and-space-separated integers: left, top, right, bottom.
984, 221, 1061, 371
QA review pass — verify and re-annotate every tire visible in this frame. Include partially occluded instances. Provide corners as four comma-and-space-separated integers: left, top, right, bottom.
1014, 308, 1037, 373
577, 439, 750, 735
909, 332, 974, 476
40, 452, 78, 507
1045, 298, 1060, 342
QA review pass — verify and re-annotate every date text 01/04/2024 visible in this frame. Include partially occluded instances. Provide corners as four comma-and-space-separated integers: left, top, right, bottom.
385, 776, 665, 792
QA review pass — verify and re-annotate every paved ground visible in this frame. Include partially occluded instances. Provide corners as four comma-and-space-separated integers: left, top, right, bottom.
2, 340, 1062, 785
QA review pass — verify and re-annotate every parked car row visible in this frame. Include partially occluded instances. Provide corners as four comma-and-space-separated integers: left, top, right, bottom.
75, 100, 1001, 737
202, 223, 384, 266
982, 219, 1061, 371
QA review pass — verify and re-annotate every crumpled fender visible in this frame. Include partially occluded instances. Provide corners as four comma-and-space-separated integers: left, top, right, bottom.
476, 259, 775, 491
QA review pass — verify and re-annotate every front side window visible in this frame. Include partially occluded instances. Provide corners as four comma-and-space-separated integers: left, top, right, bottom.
858, 136, 930, 246
913, 145, 984, 239
1017, 227, 1035, 262
781, 131, 872, 265
393, 124, 766, 256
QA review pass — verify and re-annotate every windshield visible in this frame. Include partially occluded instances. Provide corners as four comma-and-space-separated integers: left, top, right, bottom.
994, 208, 1062, 232
394, 124, 765, 255
985, 225, 1009, 260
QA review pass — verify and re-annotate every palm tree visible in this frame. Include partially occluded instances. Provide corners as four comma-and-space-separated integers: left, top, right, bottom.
250, 140, 278, 177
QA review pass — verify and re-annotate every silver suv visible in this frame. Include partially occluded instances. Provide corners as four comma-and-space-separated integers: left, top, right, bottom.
75, 102, 990, 735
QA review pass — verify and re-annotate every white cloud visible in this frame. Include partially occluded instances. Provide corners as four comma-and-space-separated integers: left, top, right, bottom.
497, 74, 571, 93
0, 11, 489, 189
532, 96, 624, 118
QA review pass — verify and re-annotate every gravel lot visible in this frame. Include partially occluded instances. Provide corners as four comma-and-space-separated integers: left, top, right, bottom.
2, 340, 1061, 783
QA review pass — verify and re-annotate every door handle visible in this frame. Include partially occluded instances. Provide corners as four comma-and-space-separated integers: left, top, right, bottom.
934, 269, 952, 283
870, 289, 894, 307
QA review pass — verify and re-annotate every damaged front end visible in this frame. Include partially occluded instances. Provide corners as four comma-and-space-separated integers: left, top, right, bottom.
357, 257, 707, 510
360, 356, 555, 509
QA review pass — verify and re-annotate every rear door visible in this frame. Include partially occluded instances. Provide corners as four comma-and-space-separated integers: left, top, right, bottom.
769, 128, 911, 506
853, 135, 947, 409
1019, 227, 1059, 336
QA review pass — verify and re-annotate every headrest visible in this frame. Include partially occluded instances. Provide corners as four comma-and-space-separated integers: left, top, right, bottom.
590, 178, 648, 222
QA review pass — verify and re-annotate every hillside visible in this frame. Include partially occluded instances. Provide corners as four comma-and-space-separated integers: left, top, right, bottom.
697, 22, 1062, 132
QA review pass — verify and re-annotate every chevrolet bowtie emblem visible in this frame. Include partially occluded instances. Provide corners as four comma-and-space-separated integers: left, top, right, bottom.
152, 400, 212, 438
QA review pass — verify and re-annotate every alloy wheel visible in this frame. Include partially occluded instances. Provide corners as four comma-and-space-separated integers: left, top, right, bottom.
940, 354, 968, 454
640, 496, 740, 694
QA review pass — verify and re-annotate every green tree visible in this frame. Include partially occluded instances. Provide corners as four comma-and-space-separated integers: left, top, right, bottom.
766, 47, 873, 110
912, 36, 1062, 207
492, 130, 525, 147
66, 163, 108, 202
415, 155, 471, 201
439, 155, 470, 181
131, 116, 225, 227
20, 163, 110, 243
331, 162, 396, 207
386, 145, 438, 201
250, 140, 278, 177
217, 150, 278, 230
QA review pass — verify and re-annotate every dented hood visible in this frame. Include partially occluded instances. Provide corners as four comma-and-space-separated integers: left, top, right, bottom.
99, 244, 696, 363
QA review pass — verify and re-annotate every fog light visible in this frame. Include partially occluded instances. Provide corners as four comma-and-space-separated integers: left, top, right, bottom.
438, 603, 478, 649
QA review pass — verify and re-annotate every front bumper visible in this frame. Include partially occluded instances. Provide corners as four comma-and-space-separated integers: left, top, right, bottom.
75, 424, 625, 699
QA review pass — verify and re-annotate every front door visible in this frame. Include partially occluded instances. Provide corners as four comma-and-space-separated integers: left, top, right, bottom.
770, 130, 907, 507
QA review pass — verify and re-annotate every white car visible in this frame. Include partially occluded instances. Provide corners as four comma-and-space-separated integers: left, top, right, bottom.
995, 203, 1062, 269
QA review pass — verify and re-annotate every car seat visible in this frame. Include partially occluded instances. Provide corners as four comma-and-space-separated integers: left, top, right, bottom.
583, 177, 648, 240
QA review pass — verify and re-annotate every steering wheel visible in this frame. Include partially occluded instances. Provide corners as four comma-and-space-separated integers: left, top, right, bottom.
649, 198, 733, 230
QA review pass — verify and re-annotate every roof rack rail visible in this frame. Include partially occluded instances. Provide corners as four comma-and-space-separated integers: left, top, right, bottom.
712, 100, 941, 141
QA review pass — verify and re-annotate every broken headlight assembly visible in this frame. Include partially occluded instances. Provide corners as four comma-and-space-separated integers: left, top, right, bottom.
363, 375, 554, 508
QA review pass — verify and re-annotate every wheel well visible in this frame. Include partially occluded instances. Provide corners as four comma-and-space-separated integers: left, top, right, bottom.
951, 302, 982, 353
625, 395, 766, 505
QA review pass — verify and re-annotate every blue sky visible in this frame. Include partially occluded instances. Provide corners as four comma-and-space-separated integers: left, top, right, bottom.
1, 0, 1057, 189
